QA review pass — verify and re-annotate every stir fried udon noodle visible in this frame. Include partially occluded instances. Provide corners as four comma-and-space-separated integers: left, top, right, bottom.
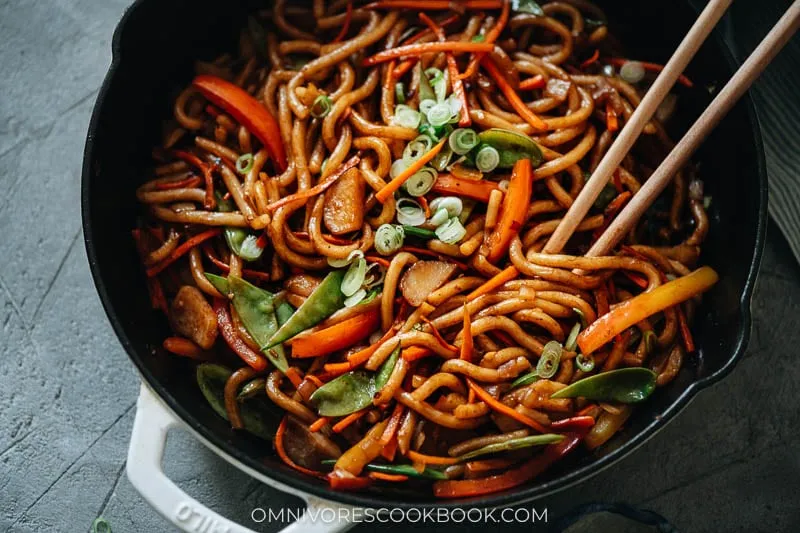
133, 0, 719, 497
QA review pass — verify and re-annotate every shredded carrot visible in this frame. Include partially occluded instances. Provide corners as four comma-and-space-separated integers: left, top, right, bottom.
606, 102, 619, 132
343, 326, 397, 367
146, 229, 222, 277
612, 169, 623, 193
608, 58, 693, 88
275, 418, 326, 478
490, 330, 515, 346
466, 265, 519, 301
406, 450, 460, 465
459, 0, 509, 80
379, 403, 405, 446
467, 379, 550, 433
375, 139, 446, 202
519, 75, 546, 91
332, 409, 369, 433
393, 13, 461, 77
580, 49, 600, 69
266, 155, 360, 211
577, 403, 600, 417
676, 302, 695, 353
365, 255, 391, 267
305, 374, 325, 388
623, 271, 649, 289
368, 471, 408, 482
481, 56, 547, 131
202, 245, 271, 283
380, 437, 398, 461
366, 0, 502, 9
419, 195, 432, 218
363, 42, 494, 67
401, 346, 433, 362
285, 367, 304, 389
173, 150, 216, 209
154, 175, 202, 190
421, 317, 458, 353
332, 0, 353, 43
461, 304, 473, 363
392, 59, 417, 79
309, 417, 329, 433
162, 337, 208, 360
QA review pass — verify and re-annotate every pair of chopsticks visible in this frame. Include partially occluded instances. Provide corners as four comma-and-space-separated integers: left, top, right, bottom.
543, 0, 800, 258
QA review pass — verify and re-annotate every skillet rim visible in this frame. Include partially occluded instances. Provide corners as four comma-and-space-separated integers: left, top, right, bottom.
81, 0, 768, 509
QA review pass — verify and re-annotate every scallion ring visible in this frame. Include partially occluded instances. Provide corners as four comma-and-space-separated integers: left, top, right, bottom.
235, 153, 254, 174
429, 208, 450, 227
390, 159, 409, 179
430, 143, 454, 171
364, 263, 387, 289
396, 198, 426, 226
536, 340, 563, 379
620, 61, 645, 84
449, 128, 479, 155
419, 99, 437, 116
427, 101, 454, 127
403, 167, 438, 197
91, 517, 111, 533
425, 67, 443, 85
395, 82, 405, 104
434, 217, 467, 244
403, 135, 433, 163
327, 249, 364, 268
375, 224, 404, 255
471, 34, 486, 43
575, 353, 595, 372
565, 322, 581, 352
573, 307, 588, 328
341, 257, 367, 297
429, 196, 463, 218
447, 94, 462, 118
475, 145, 500, 173
393, 104, 421, 129
310, 95, 332, 118
344, 288, 368, 308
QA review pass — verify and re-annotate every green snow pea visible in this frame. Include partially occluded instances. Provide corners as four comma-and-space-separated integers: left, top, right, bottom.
477, 128, 543, 168
457, 434, 564, 461
309, 346, 400, 417
217, 193, 264, 261
550, 368, 657, 403
237, 377, 266, 400
265, 270, 346, 348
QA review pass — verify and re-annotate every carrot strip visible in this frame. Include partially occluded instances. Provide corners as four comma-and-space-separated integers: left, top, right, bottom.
481, 56, 547, 131
607, 58, 693, 88
606, 102, 619, 132
421, 317, 458, 353
309, 417, 329, 433
154, 175, 202, 190
146, 229, 222, 277
332, 0, 353, 43
380, 436, 398, 461
485, 158, 532, 263
466, 265, 519, 301
379, 403, 405, 446
676, 303, 695, 353
519, 75, 546, 91
275, 417, 326, 478
162, 337, 209, 360
392, 59, 417, 79
406, 450, 460, 465
332, 410, 369, 433
419, 195, 432, 218
431, 173, 500, 202
578, 267, 718, 355
365, 255, 391, 267
290, 309, 380, 358
623, 271, 649, 289
459, 0, 509, 80
461, 304, 473, 363
285, 367, 304, 389
467, 378, 550, 433
419, 13, 471, 127
366, 0, 502, 9
202, 245, 271, 283
305, 374, 325, 388
375, 139, 446, 202
580, 49, 600, 69
394, 12, 461, 77
266, 155, 360, 211
172, 150, 216, 209
368, 472, 409, 482
363, 42, 494, 67
401, 346, 433, 362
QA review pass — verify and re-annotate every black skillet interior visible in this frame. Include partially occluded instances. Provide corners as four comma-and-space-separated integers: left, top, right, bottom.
82, 0, 766, 509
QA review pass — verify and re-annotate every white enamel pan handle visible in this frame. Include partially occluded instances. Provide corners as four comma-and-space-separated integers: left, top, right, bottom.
127, 383, 356, 533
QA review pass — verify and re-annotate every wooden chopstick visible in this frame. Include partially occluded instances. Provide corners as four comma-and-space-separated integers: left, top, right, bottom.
542, 0, 733, 254
589, 0, 800, 257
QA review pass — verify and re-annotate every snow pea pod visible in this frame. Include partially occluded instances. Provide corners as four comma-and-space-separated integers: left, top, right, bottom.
275, 301, 295, 326
310, 345, 400, 417
217, 193, 263, 261
477, 128, 543, 168
237, 377, 266, 400
321, 459, 447, 480
206, 273, 288, 372
550, 368, 657, 403
457, 434, 564, 461
265, 270, 346, 348
196, 363, 281, 440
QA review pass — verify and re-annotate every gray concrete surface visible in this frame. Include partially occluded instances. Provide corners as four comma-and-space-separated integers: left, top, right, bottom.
1, 1, 799, 532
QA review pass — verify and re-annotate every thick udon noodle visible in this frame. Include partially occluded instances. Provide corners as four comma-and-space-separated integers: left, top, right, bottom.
134, 0, 710, 497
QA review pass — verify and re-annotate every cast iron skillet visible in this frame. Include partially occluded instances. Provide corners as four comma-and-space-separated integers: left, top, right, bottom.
82, 0, 767, 509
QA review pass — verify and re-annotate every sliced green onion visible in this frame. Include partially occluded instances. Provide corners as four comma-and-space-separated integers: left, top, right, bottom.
236, 153, 254, 174
403, 135, 433, 163
513, 0, 544, 16
364, 263, 387, 289
403, 225, 436, 239
396, 198, 426, 226
310, 95, 332, 118
433, 78, 447, 102
418, 122, 452, 142
447, 94, 462, 118
420, 98, 437, 116
237, 234, 264, 261
573, 307, 588, 328
511, 371, 538, 389
395, 82, 405, 104
431, 143, 454, 171
425, 67, 444, 85
391, 159, 409, 179
403, 167, 437, 197
344, 288, 367, 308
425, 68, 447, 102
429, 196, 463, 218
393, 104, 421, 129
565, 322, 581, 352
446, 155, 467, 171
575, 353, 595, 372
327, 249, 364, 268
471, 34, 486, 43
91, 517, 112, 533
341, 257, 367, 297
536, 340, 562, 379
458, 198, 476, 224
429, 208, 450, 227
449, 128, 479, 155
375, 224, 404, 255
435, 217, 467, 244
427, 101, 454, 127
620, 61, 646, 84
475, 145, 500, 172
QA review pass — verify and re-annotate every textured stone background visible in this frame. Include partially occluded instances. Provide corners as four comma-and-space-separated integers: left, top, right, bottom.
1, 1, 798, 532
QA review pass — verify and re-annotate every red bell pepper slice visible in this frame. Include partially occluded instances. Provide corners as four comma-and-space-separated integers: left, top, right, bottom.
550, 415, 596, 432
212, 298, 267, 371
192, 75, 287, 172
